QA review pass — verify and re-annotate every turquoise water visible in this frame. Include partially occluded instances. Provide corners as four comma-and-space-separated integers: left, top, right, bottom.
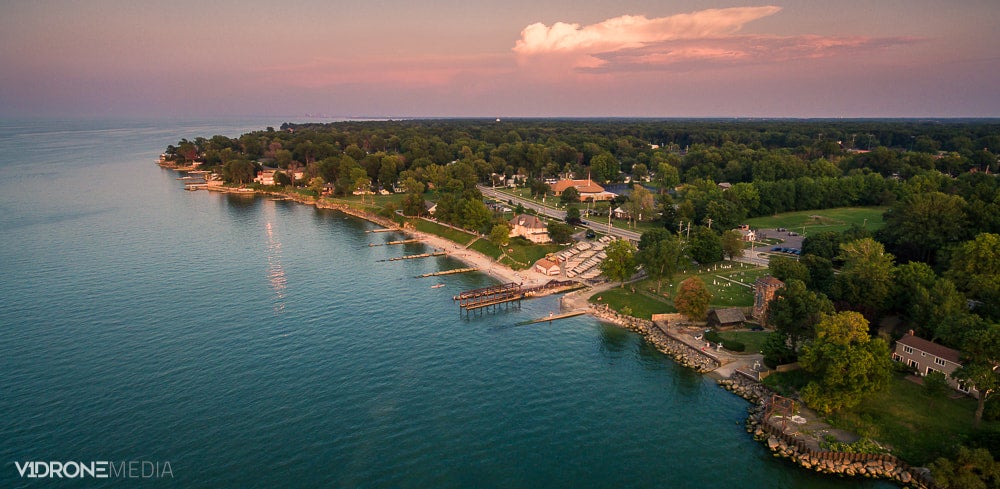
0, 119, 893, 488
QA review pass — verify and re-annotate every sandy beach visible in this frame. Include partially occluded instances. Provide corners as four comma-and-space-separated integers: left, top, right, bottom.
404, 227, 552, 288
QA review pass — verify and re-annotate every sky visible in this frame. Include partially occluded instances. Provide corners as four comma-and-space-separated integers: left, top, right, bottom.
1, 0, 998, 118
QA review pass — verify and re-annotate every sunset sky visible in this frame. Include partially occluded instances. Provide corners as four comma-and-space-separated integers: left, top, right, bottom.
1, 0, 997, 118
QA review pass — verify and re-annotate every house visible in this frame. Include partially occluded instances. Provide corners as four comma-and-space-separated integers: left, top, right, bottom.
424, 201, 437, 216
509, 214, 550, 243
612, 206, 629, 219
752, 276, 784, 325
255, 169, 277, 186
892, 331, 978, 397
534, 257, 561, 276
707, 308, 746, 329
550, 179, 617, 202
718, 182, 732, 191
322, 182, 336, 195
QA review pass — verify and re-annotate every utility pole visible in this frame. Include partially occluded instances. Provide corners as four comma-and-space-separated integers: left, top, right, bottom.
706, 217, 713, 229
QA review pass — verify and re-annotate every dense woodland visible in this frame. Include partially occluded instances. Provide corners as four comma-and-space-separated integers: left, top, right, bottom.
167, 119, 1000, 477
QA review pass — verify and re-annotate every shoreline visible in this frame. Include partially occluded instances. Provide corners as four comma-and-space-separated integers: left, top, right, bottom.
172, 174, 928, 488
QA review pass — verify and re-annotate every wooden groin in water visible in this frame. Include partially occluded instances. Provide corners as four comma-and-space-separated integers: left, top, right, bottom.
518, 310, 586, 325
382, 251, 446, 262
416, 267, 478, 278
369, 239, 422, 247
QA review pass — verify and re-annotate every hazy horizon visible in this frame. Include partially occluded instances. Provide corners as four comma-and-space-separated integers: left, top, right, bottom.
2, 1, 998, 119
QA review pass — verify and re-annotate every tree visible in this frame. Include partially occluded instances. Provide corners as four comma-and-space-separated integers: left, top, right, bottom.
565, 206, 582, 225
953, 326, 1000, 424
489, 222, 511, 248
833, 238, 894, 317
881, 191, 967, 263
929, 446, 1000, 489
599, 239, 637, 287
688, 227, 723, 264
720, 229, 745, 260
947, 233, 1000, 321
636, 232, 683, 294
799, 311, 893, 414
560, 186, 580, 204
590, 152, 619, 183
800, 254, 835, 296
769, 255, 810, 284
625, 184, 655, 227
655, 161, 680, 191
674, 277, 713, 320
274, 170, 292, 187
768, 279, 834, 353
547, 221, 574, 244
222, 159, 257, 185
308, 176, 325, 195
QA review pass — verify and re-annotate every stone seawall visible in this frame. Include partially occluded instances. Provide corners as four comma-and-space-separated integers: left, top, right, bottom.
588, 305, 720, 373
717, 376, 937, 489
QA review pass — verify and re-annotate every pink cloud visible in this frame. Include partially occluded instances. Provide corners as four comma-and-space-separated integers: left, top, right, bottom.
513, 7, 920, 76
513, 6, 782, 70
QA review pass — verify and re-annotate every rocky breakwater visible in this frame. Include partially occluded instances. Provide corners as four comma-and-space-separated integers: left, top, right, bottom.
588, 305, 720, 373
717, 381, 934, 488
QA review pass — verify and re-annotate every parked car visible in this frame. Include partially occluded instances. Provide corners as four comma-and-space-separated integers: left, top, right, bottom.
771, 246, 782, 252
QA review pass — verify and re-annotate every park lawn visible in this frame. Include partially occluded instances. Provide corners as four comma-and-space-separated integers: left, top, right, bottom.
588, 260, 764, 319
470, 237, 563, 271
411, 219, 479, 246
668, 262, 767, 308
591, 285, 676, 319
745, 207, 887, 235
716, 331, 770, 354
826, 373, 997, 465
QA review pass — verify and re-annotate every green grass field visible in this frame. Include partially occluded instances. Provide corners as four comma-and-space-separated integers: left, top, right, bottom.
826, 373, 997, 465
745, 207, 887, 235
410, 219, 479, 246
590, 260, 766, 318
716, 331, 770, 354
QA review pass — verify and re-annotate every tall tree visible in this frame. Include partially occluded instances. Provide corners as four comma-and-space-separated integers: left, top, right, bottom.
769, 255, 810, 284
768, 279, 834, 353
489, 222, 511, 248
799, 311, 893, 414
625, 184, 655, 227
834, 238, 895, 317
599, 239, 637, 287
947, 233, 1000, 321
720, 229, 745, 260
636, 232, 683, 294
688, 227, 723, 264
881, 191, 968, 263
674, 277, 713, 321
953, 325, 1000, 424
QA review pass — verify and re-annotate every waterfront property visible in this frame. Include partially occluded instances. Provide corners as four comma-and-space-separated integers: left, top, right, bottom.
508, 214, 550, 243
892, 331, 979, 397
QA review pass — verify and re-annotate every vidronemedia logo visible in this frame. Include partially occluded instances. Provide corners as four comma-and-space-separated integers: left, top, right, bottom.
14, 460, 173, 479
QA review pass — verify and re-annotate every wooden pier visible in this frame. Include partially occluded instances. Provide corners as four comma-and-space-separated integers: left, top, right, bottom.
367, 228, 396, 233
455, 282, 524, 316
518, 310, 587, 325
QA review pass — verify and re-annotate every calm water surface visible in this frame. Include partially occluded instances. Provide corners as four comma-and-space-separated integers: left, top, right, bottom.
0, 119, 894, 488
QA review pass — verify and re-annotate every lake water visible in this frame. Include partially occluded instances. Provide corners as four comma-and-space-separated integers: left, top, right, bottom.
0, 118, 894, 488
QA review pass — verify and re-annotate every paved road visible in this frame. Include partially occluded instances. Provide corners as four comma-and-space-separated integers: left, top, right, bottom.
479, 185, 642, 242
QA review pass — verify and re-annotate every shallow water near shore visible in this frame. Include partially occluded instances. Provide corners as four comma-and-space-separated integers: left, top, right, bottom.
0, 118, 894, 488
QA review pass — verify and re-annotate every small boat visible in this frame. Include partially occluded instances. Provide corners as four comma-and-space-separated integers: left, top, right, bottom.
431, 283, 445, 289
